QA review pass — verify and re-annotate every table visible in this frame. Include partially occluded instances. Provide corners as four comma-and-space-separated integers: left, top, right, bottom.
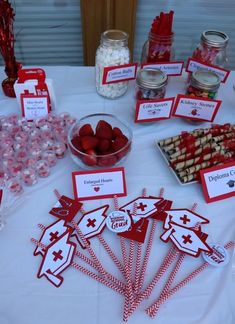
0, 66, 235, 324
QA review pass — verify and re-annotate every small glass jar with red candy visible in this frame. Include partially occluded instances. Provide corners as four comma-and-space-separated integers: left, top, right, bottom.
135, 68, 168, 101
185, 70, 221, 124
192, 30, 229, 68
186, 70, 221, 100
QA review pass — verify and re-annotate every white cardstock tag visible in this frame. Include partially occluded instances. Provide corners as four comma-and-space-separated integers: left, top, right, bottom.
21, 95, 50, 120
106, 210, 131, 233
72, 167, 127, 201
102, 63, 137, 84
186, 58, 230, 83
135, 98, 174, 123
173, 95, 221, 122
142, 61, 184, 76
202, 243, 229, 267
200, 162, 235, 203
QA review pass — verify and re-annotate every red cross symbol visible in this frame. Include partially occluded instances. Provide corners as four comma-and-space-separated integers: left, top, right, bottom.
180, 215, 191, 225
182, 234, 193, 244
49, 231, 59, 241
52, 249, 63, 261
137, 202, 147, 212
87, 218, 96, 228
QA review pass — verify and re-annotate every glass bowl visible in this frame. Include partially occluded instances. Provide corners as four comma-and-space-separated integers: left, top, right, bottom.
68, 113, 133, 169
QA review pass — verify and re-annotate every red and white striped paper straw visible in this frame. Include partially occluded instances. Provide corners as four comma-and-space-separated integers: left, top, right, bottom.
128, 245, 178, 317
133, 188, 147, 294
146, 203, 199, 316
146, 241, 235, 318
31, 238, 126, 295
138, 187, 165, 292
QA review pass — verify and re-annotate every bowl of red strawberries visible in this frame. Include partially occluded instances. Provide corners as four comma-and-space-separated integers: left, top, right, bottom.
68, 113, 133, 169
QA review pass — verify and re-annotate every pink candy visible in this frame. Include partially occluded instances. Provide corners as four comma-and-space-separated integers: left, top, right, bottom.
0, 112, 75, 193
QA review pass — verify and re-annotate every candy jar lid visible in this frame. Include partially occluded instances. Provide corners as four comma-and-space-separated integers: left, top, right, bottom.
101, 29, 129, 46
201, 30, 229, 48
136, 68, 168, 90
191, 70, 221, 91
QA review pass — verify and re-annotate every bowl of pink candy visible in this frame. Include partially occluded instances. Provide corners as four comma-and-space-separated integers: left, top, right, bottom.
68, 113, 133, 169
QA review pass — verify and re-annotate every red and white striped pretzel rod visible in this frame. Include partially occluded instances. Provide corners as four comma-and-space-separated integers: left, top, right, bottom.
134, 188, 147, 293
128, 245, 178, 317
146, 203, 199, 316
138, 187, 165, 292
31, 238, 126, 295
146, 241, 235, 318
72, 219, 126, 291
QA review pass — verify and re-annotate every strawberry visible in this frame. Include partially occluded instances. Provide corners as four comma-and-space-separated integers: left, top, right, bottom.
81, 136, 98, 150
112, 135, 128, 152
97, 155, 117, 167
79, 124, 94, 137
82, 149, 97, 166
71, 136, 83, 151
95, 120, 113, 139
97, 139, 111, 153
112, 127, 124, 139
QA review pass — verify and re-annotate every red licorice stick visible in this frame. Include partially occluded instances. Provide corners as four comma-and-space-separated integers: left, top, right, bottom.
138, 187, 165, 292
31, 238, 126, 296
146, 241, 235, 318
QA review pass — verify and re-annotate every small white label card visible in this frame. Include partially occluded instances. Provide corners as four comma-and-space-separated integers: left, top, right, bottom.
202, 243, 230, 267
142, 61, 184, 76
200, 161, 235, 203
172, 94, 221, 122
135, 98, 174, 123
186, 58, 230, 83
21, 94, 50, 121
102, 63, 138, 84
72, 167, 127, 200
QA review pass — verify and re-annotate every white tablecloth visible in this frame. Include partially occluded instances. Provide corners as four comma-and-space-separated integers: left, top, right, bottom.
0, 66, 235, 324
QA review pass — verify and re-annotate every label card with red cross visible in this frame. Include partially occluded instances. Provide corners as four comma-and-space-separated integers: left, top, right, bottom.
135, 98, 174, 123
37, 229, 76, 287
72, 205, 109, 248
162, 208, 209, 230
72, 167, 127, 201
186, 58, 230, 83
142, 61, 184, 76
21, 94, 50, 121
172, 94, 222, 122
34, 219, 71, 257
160, 222, 211, 257
102, 63, 138, 84
200, 161, 235, 203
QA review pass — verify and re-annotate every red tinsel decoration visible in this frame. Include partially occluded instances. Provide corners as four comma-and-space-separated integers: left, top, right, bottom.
0, 0, 21, 97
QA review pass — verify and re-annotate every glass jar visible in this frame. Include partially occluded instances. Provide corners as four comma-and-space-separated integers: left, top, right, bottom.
192, 30, 229, 68
185, 70, 221, 124
135, 68, 168, 100
141, 32, 174, 64
186, 70, 221, 100
95, 29, 130, 99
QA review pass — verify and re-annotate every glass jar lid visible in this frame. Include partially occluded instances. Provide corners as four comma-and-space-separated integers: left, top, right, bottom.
201, 30, 229, 48
136, 68, 168, 90
101, 30, 128, 46
191, 70, 221, 91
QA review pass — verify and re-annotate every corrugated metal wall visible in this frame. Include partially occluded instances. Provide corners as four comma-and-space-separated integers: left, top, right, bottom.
134, 0, 235, 69
3, 0, 83, 66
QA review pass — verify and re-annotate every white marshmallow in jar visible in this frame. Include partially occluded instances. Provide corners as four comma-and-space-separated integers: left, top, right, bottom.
95, 29, 130, 99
